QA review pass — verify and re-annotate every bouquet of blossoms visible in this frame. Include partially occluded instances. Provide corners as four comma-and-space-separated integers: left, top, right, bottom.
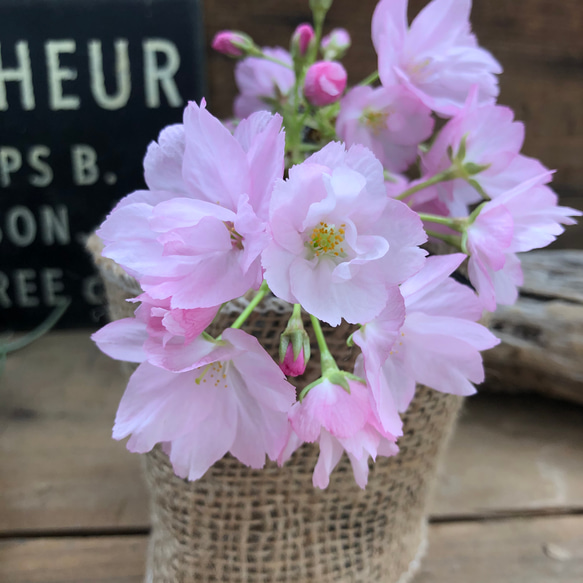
93, 0, 578, 495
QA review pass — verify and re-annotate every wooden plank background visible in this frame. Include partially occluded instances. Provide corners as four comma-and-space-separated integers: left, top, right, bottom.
201, 0, 583, 248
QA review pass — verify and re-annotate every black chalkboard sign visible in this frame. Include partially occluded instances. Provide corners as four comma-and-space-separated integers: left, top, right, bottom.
0, 0, 205, 331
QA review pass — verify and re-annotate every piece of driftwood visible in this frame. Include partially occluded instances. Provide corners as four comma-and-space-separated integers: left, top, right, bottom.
483, 250, 583, 404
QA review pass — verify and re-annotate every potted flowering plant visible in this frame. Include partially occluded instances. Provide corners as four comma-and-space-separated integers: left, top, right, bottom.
90, 0, 579, 580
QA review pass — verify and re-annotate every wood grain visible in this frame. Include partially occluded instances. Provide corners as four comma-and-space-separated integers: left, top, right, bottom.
2, 333, 583, 535
1, 515, 582, 582
415, 515, 583, 583
483, 251, 583, 404
0, 536, 146, 583
0, 332, 148, 534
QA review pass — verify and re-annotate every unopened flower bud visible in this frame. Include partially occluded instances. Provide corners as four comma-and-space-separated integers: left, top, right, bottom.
211, 31, 255, 57
280, 342, 308, 377
279, 307, 311, 377
321, 28, 351, 60
292, 23, 315, 57
303, 61, 347, 106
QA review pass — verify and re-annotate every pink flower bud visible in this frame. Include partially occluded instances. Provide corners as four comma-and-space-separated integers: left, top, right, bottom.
211, 31, 253, 57
321, 28, 351, 59
292, 23, 315, 56
280, 342, 307, 377
303, 61, 347, 106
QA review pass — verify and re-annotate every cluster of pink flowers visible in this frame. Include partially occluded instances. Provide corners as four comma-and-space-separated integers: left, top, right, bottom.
93, 0, 579, 489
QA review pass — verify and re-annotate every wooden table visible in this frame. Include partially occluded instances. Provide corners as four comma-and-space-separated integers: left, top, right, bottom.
1, 331, 582, 582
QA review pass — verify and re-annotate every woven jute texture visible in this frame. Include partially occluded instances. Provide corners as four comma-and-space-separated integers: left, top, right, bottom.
88, 233, 463, 583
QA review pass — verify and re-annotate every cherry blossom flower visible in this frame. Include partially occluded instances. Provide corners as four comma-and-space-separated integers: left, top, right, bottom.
352, 286, 405, 432
336, 85, 434, 172
303, 61, 347, 106
466, 174, 581, 310
372, 0, 501, 116
262, 141, 427, 326
112, 328, 296, 481
355, 254, 498, 414
422, 91, 549, 216
234, 47, 295, 118
91, 294, 221, 373
98, 101, 285, 309
287, 375, 399, 489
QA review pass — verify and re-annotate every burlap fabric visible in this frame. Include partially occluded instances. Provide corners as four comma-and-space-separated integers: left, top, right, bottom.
87, 233, 463, 583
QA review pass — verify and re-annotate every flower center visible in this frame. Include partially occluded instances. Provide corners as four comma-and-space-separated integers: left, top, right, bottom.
361, 109, 389, 135
224, 221, 244, 250
195, 361, 228, 388
309, 222, 346, 257
409, 57, 432, 81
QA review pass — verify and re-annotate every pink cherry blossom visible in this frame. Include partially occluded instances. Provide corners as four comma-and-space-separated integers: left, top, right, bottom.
303, 61, 347, 106
421, 91, 550, 216
352, 286, 405, 433
112, 328, 296, 481
288, 376, 399, 488
466, 173, 581, 310
234, 47, 295, 118
336, 85, 434, 172
98, 101, 285, 309
372, 0, 501, 116
91, 294, 221, 372
262, 141, 427, 326
356, 254, 498, 414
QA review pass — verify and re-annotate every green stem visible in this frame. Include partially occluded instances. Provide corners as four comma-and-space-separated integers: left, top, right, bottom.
424, 229, 464, 251
309, 314, 338, 373
292, 303, 302, 320
230, 281, 269, 329
395, 168, 459, 201
311, 12, 325, 63
418, 213, 466, 232
358, 70, 379, 86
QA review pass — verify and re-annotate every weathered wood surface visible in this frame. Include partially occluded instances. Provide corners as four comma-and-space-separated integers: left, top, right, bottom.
0, 332, 148, 534
2, 515, 582, 583
202, 0, 583, 237
0, 536, 146, 583
484, 250, 583, 404
2, 332, 583, 535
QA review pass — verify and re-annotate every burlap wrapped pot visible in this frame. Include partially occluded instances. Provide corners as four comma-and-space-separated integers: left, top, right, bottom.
88, 233, 463, 583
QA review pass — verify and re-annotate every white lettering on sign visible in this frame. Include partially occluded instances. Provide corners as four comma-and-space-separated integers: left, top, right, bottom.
82, 274, 105, 305
89, 39, 131, 110
39, 205, 70, 245
71, 144, 99, 185
0, 146, 22, 187
5, 205, 37, 247
0, 41, 35, 111
143, 39, 183, 108
0, 204, 70, 246
46, 40, 80, 111
0, 268, 69, 308
0, 38, 184, 111
40, 268, 67, 306
28, 145, 53, 187
14, 268, 39, 307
